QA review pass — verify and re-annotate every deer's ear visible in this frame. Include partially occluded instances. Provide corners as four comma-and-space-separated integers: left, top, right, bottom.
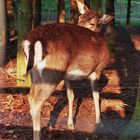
76, 0, 90, 15
99, 14, 114, 24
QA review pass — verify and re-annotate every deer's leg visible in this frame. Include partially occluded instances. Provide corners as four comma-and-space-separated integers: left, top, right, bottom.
65, 80, 75, 130
89, 72, 103, 127
28, 83, 56, 140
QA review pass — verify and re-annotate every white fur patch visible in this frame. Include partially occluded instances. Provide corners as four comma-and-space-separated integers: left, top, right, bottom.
23, 40, 30, 64
89, 72, 96, 80
67, 69, 86, 80
36, 58, 46, 78
34, 41, 43, 66
37, 58, 46, 70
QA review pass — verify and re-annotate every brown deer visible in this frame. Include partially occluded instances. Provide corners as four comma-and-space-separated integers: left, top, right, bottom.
21, 2, 113, 140
56, 0, 113, 90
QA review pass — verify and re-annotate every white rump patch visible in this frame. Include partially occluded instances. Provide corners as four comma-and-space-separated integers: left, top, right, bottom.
23, 40, 30, 64
67, 69, 86, 80
34, 41, 43, 66
89, 72, 96, 81
36, 58, 47, 78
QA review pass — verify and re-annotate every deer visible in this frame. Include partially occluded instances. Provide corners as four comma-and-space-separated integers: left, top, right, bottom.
56, 0, 113, 90
21, 1, 113, 140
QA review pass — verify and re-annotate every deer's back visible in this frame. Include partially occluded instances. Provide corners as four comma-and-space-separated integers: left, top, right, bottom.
25, 23, 110, 80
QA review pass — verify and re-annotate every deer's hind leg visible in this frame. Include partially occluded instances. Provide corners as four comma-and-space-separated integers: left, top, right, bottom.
65, 80, 75, 130
89, 72, 103, 127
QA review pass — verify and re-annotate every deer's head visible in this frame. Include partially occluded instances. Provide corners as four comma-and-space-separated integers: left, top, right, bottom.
76, 0, 114, 32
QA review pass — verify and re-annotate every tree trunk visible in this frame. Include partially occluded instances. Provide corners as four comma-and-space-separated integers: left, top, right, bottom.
119, 75, 140, 140
12, 0, 19, 30
0, 0, 6, 66
32, 0, 41, 29
106, 0, 114, 15
126, 0, 131, 26
106, 0, 115, 32
57, 0, 65, 23
105, 0, 115, 56
16, 0, 32, 86
70, 0, 79, 24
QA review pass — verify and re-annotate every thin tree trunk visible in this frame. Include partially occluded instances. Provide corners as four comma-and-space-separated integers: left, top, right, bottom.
32, 0, 41, 29
126, 0, 131, 26
106, 0, 115, 32
16, 0, 32, 86
12, 0, 19, 30
70, 0, 79, 24
105, 0, 115, 56
106, 0, 114, 15
0, 0, 6, 66
57, 0, 65, 23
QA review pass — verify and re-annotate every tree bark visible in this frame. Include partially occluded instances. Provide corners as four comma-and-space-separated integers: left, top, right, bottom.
57, 0, 65, 23
12, 0, 19, 30
106, 0, 115, 32
32, 0, 41, 29
0, 0, 6, 66
126, 0, 131, 26
70, 0, 79, 24
105, 0, 115, 56
16, 0, 32, 86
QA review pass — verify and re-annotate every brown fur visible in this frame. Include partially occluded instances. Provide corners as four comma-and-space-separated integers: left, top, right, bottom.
25, 23, 109, 75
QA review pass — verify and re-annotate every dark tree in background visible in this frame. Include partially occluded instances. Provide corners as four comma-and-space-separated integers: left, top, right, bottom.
106, 0, 114, 15
106, 0, 115, 32
70, 0, 79, 24
12, 0, 19, 30
105, 0, 115, 56
126, 0, 131, 26
32, 0, 41, 28
57, 0, 65, 23
16, 0, 32, 86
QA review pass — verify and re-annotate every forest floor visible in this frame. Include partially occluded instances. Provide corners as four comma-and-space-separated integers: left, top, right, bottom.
0, 26, 140, 140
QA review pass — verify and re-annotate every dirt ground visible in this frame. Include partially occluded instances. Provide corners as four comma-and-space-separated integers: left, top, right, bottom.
0, 26, 140, 140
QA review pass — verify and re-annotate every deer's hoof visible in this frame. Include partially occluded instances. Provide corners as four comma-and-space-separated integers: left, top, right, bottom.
68, 124, 75, 130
